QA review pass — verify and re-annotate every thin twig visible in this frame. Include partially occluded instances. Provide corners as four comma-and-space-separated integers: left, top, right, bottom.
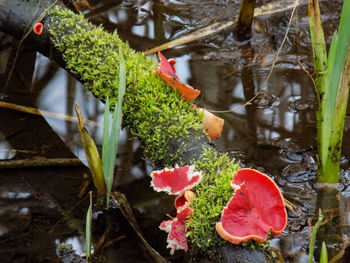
297, 59, 319, 104
284, 198, 298, 214
0, 158, 83, 169
270, 247, 285, 263
329, 238, 350, 263
49, 195, 89, 234
0, 101, 99, 126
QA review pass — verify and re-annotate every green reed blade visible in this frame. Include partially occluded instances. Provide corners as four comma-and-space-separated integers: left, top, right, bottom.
309, 0, 350, 182
320, 241, 328, 263
308, 0, 328, 177
85, 192, 92, 260
102, 97, 110, 172
103, 48, 125, 208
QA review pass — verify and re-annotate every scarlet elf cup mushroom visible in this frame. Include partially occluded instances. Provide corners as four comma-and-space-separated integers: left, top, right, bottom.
152, 54, 287, 251
151, 167, 287, 254
215, 168, 287, 244
155, 52, 201, 101
33, 23, 43, 35
150, 165, 202, 254
155, 52, 224, 141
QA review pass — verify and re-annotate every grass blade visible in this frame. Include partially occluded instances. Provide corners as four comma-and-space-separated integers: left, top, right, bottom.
104, 48, 126, 208
85, 192, 92, 260
324, 45, 350, 182
308, 0, 328, 177
327, 0, 350, 108
308, 209, 324, 263
320, 241, 328, 263
102, 97, 110, 173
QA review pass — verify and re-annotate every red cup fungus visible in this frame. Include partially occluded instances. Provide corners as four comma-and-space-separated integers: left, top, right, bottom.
33, 23, 43, 35
159, 206, 194, 254
175, 190, 195, 211
215, 168, 287, 244
155, 51, 224, 140
191, 105, 224, 140
155, 52, 200, 101
150, 165, 202, 254
150, 165, 202, 195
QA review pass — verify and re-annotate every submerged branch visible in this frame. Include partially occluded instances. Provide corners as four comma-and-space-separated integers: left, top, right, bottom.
0, 158, 83, 169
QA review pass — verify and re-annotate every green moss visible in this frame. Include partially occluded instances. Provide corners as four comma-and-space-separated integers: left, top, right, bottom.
47, 6, 202, 165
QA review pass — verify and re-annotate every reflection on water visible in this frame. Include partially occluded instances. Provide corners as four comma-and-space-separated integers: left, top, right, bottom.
1, 0, 349, 262
0, 132, 15, 160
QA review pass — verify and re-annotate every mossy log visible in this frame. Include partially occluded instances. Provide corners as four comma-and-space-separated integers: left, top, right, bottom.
0, 1, 275, 261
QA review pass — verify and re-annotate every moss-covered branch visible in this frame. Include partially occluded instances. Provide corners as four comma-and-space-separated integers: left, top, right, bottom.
0, 1, 274, 259
47, 5, 242, 248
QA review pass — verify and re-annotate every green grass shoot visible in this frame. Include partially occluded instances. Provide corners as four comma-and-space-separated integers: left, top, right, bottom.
320, 241, 328, 263
102, 48, 126, 208
308, 209, 324, 263
85, 191, 92, 261
308, 0, 350, 182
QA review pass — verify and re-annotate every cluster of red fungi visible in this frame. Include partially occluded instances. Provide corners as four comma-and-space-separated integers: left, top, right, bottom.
155, 52, 224, 141
151, 52, 287, 253
152, 52, 287, 253
150, 166, 287, 254
151, 165, 201, 254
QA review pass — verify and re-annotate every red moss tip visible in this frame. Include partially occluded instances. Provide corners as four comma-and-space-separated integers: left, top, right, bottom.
33, 23, 43, 35
216, 168, 287, 244
150, 165, 202, 195
155, 52, 200, 101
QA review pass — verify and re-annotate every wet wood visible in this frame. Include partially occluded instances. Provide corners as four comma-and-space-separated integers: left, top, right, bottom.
0, 101, 99, 126
0, 158, 83, 169
234, 0, 256, 41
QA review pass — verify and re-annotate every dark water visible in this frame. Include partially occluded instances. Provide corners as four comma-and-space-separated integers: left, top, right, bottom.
0, 0, 350, 262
